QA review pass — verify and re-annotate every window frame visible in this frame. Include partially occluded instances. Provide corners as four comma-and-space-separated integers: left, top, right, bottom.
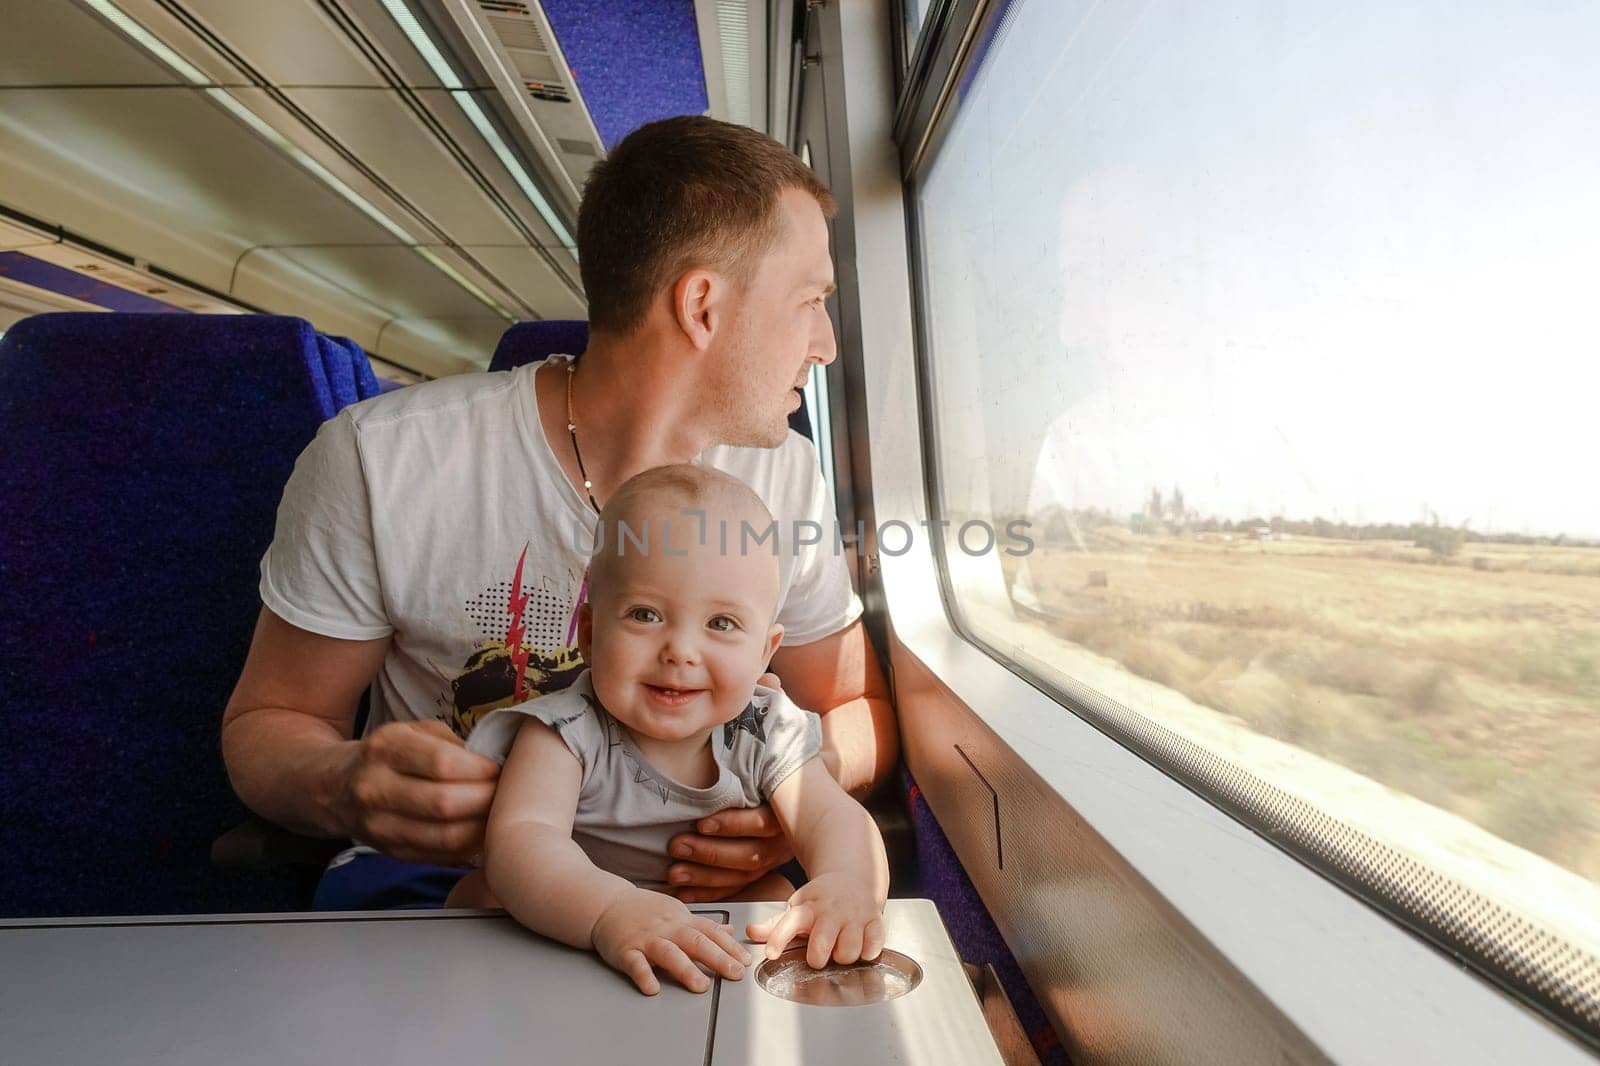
816, 0, 1599, 1060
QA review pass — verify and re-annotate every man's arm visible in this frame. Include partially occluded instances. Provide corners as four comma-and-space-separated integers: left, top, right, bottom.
221, 607, 499, 864
768, 619, 899, 798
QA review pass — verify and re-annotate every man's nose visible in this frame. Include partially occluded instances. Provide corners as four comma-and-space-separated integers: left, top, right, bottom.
810, 303, 837, 366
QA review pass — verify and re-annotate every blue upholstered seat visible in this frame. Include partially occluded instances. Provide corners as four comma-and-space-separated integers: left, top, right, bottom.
319, 332, 383, 404
489, 320, 814, 441
0, 313, 374, 917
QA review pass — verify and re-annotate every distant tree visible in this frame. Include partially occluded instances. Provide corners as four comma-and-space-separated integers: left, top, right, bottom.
1147, 488, 1163, 521
1414, 522, 1465, 559
1170, 485, 1186, 521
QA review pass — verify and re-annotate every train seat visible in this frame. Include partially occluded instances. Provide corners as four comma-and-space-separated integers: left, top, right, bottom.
318, 331, 383, 405
489, 319, 814, 441
0, 312, 369, 918
488, 318, 590, 374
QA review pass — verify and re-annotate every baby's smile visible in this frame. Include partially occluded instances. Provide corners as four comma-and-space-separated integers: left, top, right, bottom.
641, 683, 706, 708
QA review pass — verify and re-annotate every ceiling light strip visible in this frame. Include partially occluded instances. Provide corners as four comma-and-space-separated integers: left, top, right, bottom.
81, 0, 210, 85
82, 0, 517, 322
377, 0, 575, 251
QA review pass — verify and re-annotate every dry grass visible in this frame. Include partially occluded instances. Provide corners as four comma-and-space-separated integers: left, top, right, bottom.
1005, 533, 1600, 880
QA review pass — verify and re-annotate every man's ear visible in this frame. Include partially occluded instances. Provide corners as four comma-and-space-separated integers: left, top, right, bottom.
762, 623, 784, 668
672, 268, 722, 351
577, 603, 594, 664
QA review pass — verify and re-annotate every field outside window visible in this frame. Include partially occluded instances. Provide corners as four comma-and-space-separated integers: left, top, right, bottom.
915, 0, 1600, 955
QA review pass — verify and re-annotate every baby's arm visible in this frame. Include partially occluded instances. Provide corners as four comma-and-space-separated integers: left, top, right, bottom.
745, 756, 889, 968
485, 717, 749, 995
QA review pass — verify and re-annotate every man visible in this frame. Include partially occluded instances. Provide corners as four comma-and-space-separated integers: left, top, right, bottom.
221, 116, 899, 909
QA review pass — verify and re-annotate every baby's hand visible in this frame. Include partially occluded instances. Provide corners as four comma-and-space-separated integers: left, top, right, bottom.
591, 890, 751, 996
745, 873, 886, 969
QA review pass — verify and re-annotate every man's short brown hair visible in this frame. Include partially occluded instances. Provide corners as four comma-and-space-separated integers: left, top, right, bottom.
577, 116, 836, 334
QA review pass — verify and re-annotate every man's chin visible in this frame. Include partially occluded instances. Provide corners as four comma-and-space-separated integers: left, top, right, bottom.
723, 416, 792, 449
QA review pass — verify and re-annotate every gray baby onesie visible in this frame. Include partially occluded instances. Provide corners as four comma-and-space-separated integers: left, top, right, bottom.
466, 670, 822, 890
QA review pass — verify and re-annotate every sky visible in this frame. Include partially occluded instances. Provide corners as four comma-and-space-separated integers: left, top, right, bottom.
920, 0, 1600, 539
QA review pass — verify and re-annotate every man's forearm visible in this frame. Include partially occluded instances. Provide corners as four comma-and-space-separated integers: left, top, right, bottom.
221, 707, 356, 839
819, 695, 900, 798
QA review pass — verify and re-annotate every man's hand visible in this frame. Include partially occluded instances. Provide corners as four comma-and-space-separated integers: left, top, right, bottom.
337, 720, 500, 865
666, 805, 794, 903
745, 872, 886, 967
591, 890, 750, 995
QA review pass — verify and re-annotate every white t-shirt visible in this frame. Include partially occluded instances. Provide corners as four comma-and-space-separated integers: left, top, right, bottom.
260, 356, 861, 739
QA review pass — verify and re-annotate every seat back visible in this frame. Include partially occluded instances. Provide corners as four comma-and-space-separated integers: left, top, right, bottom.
319, 332, 383, 404
0, 313, 363, 917
489, 320, 815, 441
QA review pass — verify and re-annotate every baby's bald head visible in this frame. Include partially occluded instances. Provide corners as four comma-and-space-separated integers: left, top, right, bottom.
588, 464, 781, 613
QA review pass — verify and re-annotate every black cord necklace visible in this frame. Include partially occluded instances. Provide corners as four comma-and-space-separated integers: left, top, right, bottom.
564, 361, 601, 514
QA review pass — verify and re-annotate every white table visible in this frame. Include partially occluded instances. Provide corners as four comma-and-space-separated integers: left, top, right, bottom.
0, 899, 1004, 1065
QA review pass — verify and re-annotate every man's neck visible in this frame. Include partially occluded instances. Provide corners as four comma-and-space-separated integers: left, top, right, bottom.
551, 331, 717, 501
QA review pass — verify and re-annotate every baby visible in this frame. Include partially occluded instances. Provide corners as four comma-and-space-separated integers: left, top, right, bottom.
450, 464, 888, 995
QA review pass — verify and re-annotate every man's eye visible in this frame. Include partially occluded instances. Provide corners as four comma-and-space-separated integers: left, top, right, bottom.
707, 615, 740, 632
628, 607, 661, 623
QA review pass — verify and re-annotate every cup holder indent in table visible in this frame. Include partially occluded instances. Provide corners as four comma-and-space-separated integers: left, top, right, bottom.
754, 948, 923, 1006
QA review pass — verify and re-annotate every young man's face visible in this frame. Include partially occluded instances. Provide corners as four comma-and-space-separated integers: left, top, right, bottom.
579, 515, 783, 745
713, 186, 838, 448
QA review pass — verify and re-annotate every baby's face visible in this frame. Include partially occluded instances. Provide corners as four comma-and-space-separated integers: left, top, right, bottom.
580, 517, 783, 745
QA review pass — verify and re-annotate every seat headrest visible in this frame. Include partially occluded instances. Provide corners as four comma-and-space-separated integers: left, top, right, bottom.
489, 320, 589, 373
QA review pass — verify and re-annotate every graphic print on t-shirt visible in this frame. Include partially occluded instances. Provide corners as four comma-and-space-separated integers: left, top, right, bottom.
444, 544, 586, 738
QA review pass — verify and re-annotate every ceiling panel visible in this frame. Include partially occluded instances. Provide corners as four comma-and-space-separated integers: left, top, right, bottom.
178, 0, 391, 88
341, 0, 491, 91
281, 87, 528, 246
0, 88, 398, 252
275, 244, 506, 320
0, 0, 183, 86
385, 314, 510, 368
0, 218, 53, 251
464, 245, 588, 319
409, 85, 585, 249
407, 86, 584, 255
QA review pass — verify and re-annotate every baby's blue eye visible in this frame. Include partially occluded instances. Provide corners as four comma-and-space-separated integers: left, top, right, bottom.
707, 615, 739, 632
628, 606, 661, 623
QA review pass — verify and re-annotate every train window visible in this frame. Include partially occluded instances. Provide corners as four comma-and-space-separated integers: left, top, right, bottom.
908, 0, 1600, 991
